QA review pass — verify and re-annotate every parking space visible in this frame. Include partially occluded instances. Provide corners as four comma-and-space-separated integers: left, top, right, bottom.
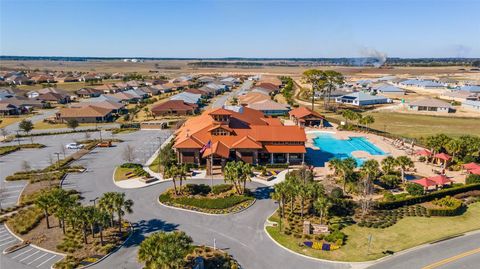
0, 224, 64, 269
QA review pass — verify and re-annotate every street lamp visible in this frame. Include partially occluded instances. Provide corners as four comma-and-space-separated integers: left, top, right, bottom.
54, 152, 61, 169
90, 197, 99, 206
16, 130, 21, 146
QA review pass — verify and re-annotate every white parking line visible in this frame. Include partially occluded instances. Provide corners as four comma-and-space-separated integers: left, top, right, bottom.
0, 233, 11, 239
11, 248, 34, 259
1, 190, 21, 194
0, 230, 7, 234
28, 252, 48, 265
0, 239, 17, 246
4, 185, 25, 189
20, 250, 40, 262
0, 236, 12, 242
36, 254, 57, 267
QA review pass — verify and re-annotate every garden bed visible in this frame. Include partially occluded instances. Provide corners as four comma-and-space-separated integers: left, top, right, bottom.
158, 184, 255, 214
266, 202, 480, 261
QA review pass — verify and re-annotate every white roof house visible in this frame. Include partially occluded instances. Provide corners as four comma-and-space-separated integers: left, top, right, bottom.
373, 84, 405, 94
462, 100, 480, 111
170, 92, 202, 105
408, 98, 454, 113
336, 92, 391, 106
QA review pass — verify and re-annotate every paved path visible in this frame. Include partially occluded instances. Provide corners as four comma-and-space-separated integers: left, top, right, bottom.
2, 110, 58, 135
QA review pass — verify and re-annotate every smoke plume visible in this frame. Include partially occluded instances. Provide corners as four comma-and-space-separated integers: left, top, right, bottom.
359, 47, 387, 67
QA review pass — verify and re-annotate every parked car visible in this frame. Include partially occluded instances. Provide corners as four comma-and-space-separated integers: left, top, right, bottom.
97, 141, 112, 147
66, 143, 84, 149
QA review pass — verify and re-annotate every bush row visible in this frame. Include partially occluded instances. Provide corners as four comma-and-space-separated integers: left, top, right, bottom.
159, 192, 253, 210
0, 143, 45, 156
14, 128, 99, 138
376, 184, 480, 209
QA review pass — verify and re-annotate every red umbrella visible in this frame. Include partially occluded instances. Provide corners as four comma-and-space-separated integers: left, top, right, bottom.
434, 153, 452, 161
470, 168, 480, 175
463, 163, 480, 171
415, 149, 432, 156
411, 178, 437, 188
429, 175, 453, 185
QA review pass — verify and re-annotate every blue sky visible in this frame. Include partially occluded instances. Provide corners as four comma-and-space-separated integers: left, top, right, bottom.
1, 0, 479, 58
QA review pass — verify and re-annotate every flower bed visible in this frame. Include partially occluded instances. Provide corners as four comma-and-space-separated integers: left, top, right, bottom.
158, 186, 255, 214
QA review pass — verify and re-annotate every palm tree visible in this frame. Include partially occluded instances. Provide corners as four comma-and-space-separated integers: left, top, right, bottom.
35, 191, 54, 229
51, 189, 77, 234
240, 162, 252, 194
331, 157, 356, 193
445, 138, 462, 161
361, 159, 380, 182
328, 158, 343, 177
167, 166, 180, 195
224, 161, 242, 194
83, 206, 97, 239
75, 206, 89, 244
99, 192, 117, 227
359, 115, 375, 131
396, 156, 414, 183
112, 192, 134, 234
359, 159, 380, 218
95, 209, 111, 246
314, 195, 331, 224
381, 156, 397, 175
138, 231, 193, 269
177, 165, 188, 194
272, 181, 287, 218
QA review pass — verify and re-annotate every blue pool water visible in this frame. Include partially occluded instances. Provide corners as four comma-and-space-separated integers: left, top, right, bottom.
307, 132, 386, 167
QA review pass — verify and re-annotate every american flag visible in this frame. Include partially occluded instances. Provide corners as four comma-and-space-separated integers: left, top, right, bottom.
200, 140, 211, 153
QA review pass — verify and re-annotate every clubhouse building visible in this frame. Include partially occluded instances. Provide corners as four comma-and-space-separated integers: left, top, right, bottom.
173, 107, 307, 167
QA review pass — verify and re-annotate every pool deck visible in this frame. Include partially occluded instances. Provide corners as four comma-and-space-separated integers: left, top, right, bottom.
305, 126, 467, 184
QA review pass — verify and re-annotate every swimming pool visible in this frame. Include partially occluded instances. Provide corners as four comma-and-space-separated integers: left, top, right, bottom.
307, 132, 386, 167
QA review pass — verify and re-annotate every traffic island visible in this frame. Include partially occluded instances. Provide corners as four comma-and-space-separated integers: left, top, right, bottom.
158, 184, 255, 215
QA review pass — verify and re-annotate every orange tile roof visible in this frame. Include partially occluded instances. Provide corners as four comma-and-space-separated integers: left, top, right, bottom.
232, 136, 263, 149
264, 145, 306, 153
202, 141, 230, 158
289, 106, 325, 119
174, 107, 306, 152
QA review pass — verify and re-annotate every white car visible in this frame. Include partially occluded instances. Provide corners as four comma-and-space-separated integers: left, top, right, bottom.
66, 143, 84, 149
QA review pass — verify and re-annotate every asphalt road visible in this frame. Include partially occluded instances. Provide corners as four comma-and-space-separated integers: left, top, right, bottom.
211, 80, 253, 108
2, 110, 58, 135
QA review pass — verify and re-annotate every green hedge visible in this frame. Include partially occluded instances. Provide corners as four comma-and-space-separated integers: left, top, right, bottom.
211, 184, 233, 195
265, 163, 289, 169
466, 174, 480, 185
120, 163, 143, 168
120, 123, 140, 129
15, 128, 98, 138
0, 143, 45, 156
376, 184, 480, 209
159, 192, 253, 210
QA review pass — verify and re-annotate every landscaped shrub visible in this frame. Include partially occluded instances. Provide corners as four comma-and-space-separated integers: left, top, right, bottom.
265, 163, 289, 169
324, 230, 346, 245
466, 174, 480, 185
406, 183, 424, 196
211, 184, 233, 195
377, 183, 480, 210
184, 184, 211, 196
7, 206, 43, 234
427, 196, 465, 216
120, 163, 143, 169
159, 192, 253, 210
330, 187, 344, 199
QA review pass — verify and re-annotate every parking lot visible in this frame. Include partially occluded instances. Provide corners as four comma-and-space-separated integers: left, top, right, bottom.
0, 224, 64, 269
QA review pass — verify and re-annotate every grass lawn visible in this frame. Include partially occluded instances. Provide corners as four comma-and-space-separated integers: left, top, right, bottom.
33, 121, 105, 130
0, 116, 28, 128
266, 202, 480, 262
365, 111, 480, 139
113, 167, 135, 181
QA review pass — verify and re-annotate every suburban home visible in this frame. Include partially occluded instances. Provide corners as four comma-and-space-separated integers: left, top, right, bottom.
252, 82, 279, 95
440, 90, 478, 102
246, 99, 291, 116
151, 100, 197, 116
138, 86, 160, 96
408, 98, 454, 113
5, 75, 31, 85
372, 84, 405, 95
258, 77, 282, 88
38, 92, 71, 104
398, 79, 445, 89
289, 107, 326, 127
197, 76, 215, 84
185, 88, 210, 98
76, 88, 103, 98
457, 85, 480, 93
55, 105, 114, 123
0, 97, 47, 110
0, 103, 20, 115
462, 100, 480, 111
95, 84, 121, 94
170, 92, 202, 105
314, 88, 351, 100
173, 107, 307, 168
30, 75, 56, 84
238, 92, 271, 104
72, 100, 125, 114
336, 92, 391, 106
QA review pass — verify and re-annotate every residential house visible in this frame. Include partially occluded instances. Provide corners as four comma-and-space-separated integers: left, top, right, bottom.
398, 79, 445, 89
170, 92, 202, 105
246, 99, 290, 116
0, 103, 20, 115
185, 88, 210, 98
173, 107, 307, 166
138, 86, 160, 96
372, 84, 405, 95
55, 105, 114, 123
457, 85, 480, 93
252, 82, 279, 96
336, 92, 391, 106
5, 75, 31, 85
38, 92, 71, 104
289, 107, 326, 127
0, 97, 47, 111
238, 92, 271, 104
462, 100, 480, 111
408, 98, 454, 113
439, 90, 479, 102
76, 88, 103, 98
72, 100, 125, 114
151, 100, 197, 116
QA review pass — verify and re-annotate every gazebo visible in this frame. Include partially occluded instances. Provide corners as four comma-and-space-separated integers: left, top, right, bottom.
415, 149, 432, 162
411, 178, 437, 190
434, 153, 452, 167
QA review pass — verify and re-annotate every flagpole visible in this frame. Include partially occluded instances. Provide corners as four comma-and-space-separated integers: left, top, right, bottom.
210, 153, 213, 187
